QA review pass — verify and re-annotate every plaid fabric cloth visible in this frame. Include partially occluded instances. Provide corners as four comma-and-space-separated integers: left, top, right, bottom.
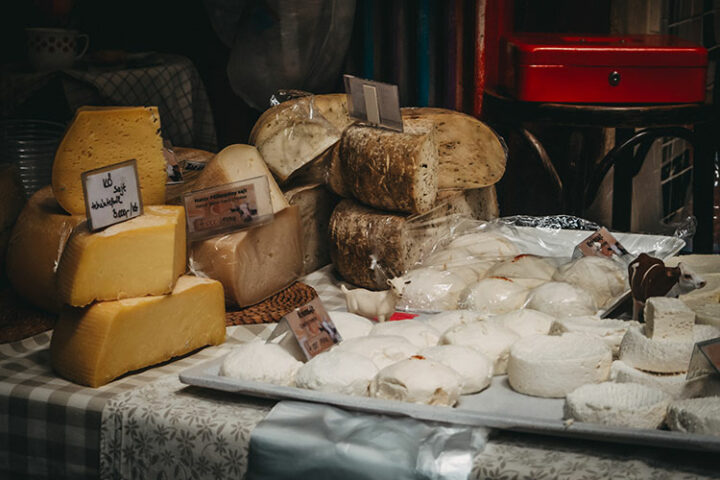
1, 54, 217, 151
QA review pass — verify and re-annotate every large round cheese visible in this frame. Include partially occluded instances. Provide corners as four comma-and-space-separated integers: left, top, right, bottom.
328, 311, 374, 340
666, 397, 720, 435
610, 360, 688, 399
459, 277, 529, 314
527, 282, 597, 318
295, 350, 378, 396
553, 256, 627, 307
488, 309, 555, 337
550, 316, 640, 355
618, 326, 694, 373
419, 345, 493, 394
507, 334, 612, 398
441, 321, 520, 374
369, 319, 441, 348
220, 342, 302, 386
419, 310, 484, 336
565, 382, 670, 429
447, 232, 519, 258
370, 357, 462, 406
487, 254, 557, 280
389, 268, 467, 311
335, 335, 417, 369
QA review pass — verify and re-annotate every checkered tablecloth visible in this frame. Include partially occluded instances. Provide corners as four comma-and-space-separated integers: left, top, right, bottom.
1, 54, 217, 151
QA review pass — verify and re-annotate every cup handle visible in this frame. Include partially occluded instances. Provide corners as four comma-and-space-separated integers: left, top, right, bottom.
75, 34, 89, 60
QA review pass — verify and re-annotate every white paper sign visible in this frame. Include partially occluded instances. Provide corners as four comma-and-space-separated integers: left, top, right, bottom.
81, 159, 143, 231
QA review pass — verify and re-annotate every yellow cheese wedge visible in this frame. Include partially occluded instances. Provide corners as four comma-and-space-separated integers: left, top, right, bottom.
192, 144, 289, 213
5, 186, 85, 312
190, 205, 302, 307
51, 275, 226, 387
57, 205, 186, 307
52, 106, 167, 214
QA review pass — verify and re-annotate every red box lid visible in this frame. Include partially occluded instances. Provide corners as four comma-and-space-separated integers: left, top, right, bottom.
507, 33, 707, 67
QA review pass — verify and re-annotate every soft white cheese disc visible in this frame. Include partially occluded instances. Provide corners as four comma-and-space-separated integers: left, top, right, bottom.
420, 310, 485, 336
459, 277, 529, 315
488, 309, 556, 337
369, 319, 441, 348
220, 342, 302, 386
335, 335, 418, 370
527, 282, 597, 318
441, 321, 520, 375
565, 382, 670, 429
328, 311, 374, 340
666, 397, 720, 435
553, 256, 627, 307
487, 254, 557, 280
550, 316, 640, 356
295, 350, 378, 396
419, 345, 493, 394
507, 333, 612, 398
610, 360, 688, 399
619, 326, 694, 374
389, 268, 467, 311
370, 357, 462, 406
446, 232, 520, 258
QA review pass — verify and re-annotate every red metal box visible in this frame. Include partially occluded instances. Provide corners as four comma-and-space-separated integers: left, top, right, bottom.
501, 33, 708, 104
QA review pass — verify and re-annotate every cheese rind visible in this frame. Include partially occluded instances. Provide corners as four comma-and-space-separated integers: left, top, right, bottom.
565, 382, 670, 429
52, 106, 166, 214
189, 206, 303, 307
5, 187, 85, 312
618, 326, 694, 373
644, 297, 695, 341
666, 397, 720, 435
56, 206, 186, 307
51, 275, 226, 387
610, 360, 688, 399
507, 334, 612, 398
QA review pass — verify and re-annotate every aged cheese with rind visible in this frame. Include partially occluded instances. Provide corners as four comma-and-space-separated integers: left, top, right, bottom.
5, 187, 85, 312
56, 206, 186, 307
52, 106, 166, 214
507, 333, 612, 398
666, 397, 720, 435
189, 206, 302, 307
51, 275, 226, 387
564, 382, 670, 429
370, 357, 462, 406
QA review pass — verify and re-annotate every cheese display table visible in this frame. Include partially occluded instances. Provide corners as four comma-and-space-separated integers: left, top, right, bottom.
1, 266, 719, 480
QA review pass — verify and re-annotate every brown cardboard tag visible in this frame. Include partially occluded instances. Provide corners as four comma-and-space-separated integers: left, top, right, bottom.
182, 176, 273, 242
344, 74, 403, 132
81, 159, 143, 231
266, 298, 342, 361
576, 227, 629, 258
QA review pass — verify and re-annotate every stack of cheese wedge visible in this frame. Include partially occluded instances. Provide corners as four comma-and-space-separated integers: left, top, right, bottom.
5, 106, 226, 387
249, 94, 507, 289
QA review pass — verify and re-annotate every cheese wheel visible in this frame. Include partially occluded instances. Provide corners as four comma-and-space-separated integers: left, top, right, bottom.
553, 256, 627, 307
507, 334, 612, 398
370, 357, 462, 406
446, 232, 519, 258
51, 275, 225, 387
441, 321, 520, 375
527, 282, 597, 318
618, 326, 694, 374
369, 319, 441, 348
487, 254, 557, 280
666, 397, 720, 435
459, 277, 529, 314
5, 186, 85, 312
389, 268, 467, 311
565, 382, 670, 429
335, 335, 417, 370
419, 345, 493, 394
295, 350, 378, 396
56, 206, 186, 307
550, 316, 640, 355
221, 342, 302, 387
52, 106, 166, 214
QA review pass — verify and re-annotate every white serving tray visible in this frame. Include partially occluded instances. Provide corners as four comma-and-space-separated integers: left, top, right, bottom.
179, 354, 720, 453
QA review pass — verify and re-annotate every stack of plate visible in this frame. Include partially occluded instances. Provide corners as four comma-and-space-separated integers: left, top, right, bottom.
0, 119, 66, 198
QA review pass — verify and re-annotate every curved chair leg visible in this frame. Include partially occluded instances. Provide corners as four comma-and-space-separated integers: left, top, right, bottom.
518, 127, 564, 201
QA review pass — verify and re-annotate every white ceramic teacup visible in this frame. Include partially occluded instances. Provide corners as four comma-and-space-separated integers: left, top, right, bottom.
26, 28, 89, 72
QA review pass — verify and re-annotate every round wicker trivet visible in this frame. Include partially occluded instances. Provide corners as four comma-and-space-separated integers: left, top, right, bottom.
225, 282, 318, 325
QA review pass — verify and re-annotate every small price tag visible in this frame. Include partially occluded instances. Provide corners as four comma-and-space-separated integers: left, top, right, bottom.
266, 297, 342, 361
81, 159, 143, 231
182, 175, 274, 242
163, 143, 184, 185
344, 74, 403, 132
574, 227, 629, 259
687, 338, 720, 381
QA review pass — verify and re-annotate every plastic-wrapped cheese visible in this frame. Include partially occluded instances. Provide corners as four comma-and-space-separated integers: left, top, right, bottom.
565, 382, 670, 429
52, 106, 166, 214
527, 282, 597, 318
488, 309, 555, 337
221, 342, 302, 386
295, 350, 378, 395
51, 275, 226, 387
389, 268, 467, 311
420, 310, 484, 335
446, 231, 519, 258
370, 357, 462, 406
507, 334, 612, 398
5, 186, 85, 313
487, 254, 557, 280
459, 277, 529, 314
56, 206, 186, 307
328, 311, 374, 340
419, 345, 493, 394
553, 256, 627, 307
369, 319, 441, 348
335, 335, 417, 370
441, 321, 520, 375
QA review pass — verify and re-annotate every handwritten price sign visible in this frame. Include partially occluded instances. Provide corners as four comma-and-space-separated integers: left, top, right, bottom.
81, 159, 143, 231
